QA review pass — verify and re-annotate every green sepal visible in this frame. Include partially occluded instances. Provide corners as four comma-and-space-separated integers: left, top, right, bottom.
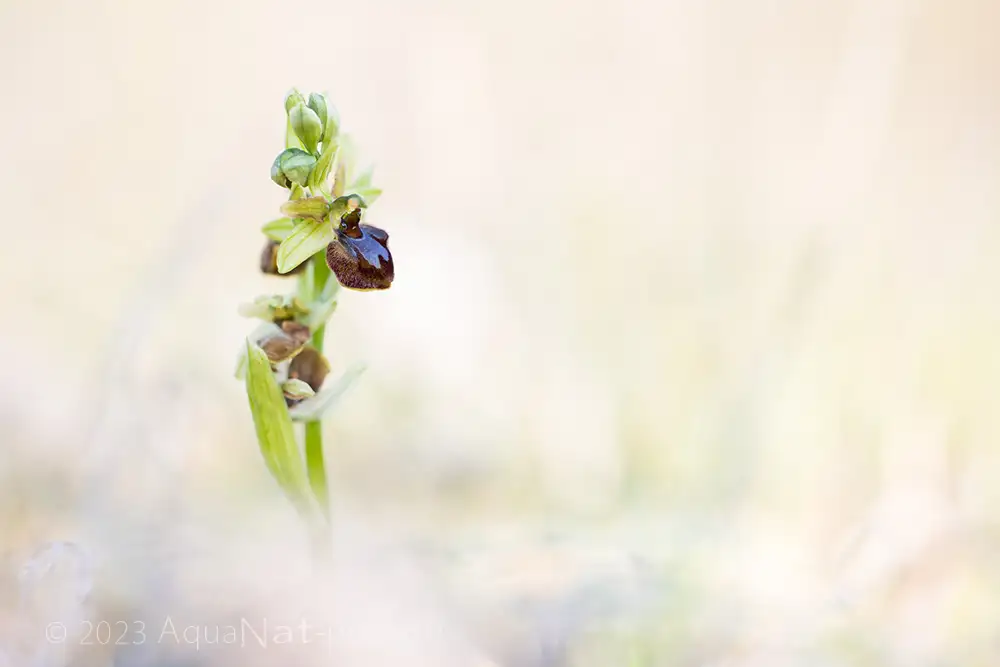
289, 364, 366, 422
276, 218, 335, 274
261, 217, 296, 242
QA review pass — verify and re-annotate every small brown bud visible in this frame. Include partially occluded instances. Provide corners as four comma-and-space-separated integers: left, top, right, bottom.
260, 240, 305, 276
257, 321, 311, 363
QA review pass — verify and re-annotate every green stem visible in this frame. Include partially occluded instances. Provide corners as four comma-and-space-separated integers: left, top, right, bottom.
303, 256, 331, 524
304, 337, 328, 522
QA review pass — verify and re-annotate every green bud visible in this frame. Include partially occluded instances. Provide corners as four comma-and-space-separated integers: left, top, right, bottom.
289, 103, 322, 154
307, 93, 328, 134
280, 149, 317, 187
279, 196, 330, 221
310, 94, 339, 145
284, 88, 306, 113
281, 378, 316, 401
270, 153, 291, 189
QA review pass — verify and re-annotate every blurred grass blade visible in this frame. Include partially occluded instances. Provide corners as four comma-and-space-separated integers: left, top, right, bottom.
289, 364, 366, 422
244, 340, 313, 512
261, 217, 296, 241
277, 218, 335, 274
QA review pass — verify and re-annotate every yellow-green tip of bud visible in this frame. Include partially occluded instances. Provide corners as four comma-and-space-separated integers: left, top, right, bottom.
284, 88, 306, 113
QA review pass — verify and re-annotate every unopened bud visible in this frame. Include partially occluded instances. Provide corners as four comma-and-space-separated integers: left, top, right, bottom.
288, 346, 331, 392
289, 103, 322, 154
271, 153, 291, 189
257, 320, 311, 363
284, 88, 306, 113
280, 149, 317, 187
281, 378, 316, 401
279, 196, 330, 221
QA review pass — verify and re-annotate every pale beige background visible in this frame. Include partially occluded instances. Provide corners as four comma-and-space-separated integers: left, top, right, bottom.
1, 0, 1000, 665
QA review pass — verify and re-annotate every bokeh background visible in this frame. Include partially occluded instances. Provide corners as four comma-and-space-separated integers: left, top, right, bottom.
2, 0, 1000, 664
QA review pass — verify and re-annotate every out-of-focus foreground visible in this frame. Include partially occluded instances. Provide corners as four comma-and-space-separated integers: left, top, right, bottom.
1, 0, 1000, 665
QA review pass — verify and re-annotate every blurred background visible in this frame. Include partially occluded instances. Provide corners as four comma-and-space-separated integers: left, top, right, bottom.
1, 0, 1000, 664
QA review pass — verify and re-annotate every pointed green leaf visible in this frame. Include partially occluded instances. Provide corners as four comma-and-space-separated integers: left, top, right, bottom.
244, 341, 313, 511
261, 217, 296, 242
307, 138, 339, 194
285, 117, 304, 150
276, 218, 335, 274
289, 364, 366, 422
337, 133, 360, 185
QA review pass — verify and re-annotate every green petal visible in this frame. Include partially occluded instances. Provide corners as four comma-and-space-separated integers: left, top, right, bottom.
276, 218, 335, 274
261, 217, 297, 242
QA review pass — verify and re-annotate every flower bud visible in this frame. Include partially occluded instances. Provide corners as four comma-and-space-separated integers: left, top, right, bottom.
257, 320, 311, 363
279, 196, 330, 221
308, 93, 339, 145
288, 346, 331, 393
284, 88, 306, 113
289, 103, 322, 154
281, 378, 316, 401
280, 149, 317, 187
270, 153, 291, 189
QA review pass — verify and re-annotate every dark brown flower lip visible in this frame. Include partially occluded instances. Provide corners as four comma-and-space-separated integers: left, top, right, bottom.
326, 218, 394, 291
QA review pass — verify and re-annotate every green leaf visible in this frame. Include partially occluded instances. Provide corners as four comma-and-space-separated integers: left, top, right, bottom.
289, 364, 366, 422
307, 138, 339, 194
276, 218, 335, 274
244, 340, 313, 511
261, 217, 296, 242
285, 117, 304, 150
337, 133, 360, 185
